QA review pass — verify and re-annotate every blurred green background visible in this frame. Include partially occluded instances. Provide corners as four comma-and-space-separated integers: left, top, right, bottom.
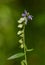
0, 0, 45, 65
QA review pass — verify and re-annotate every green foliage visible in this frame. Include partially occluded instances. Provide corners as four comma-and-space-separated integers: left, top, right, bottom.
8, 52, 25, 60
27, 49, 34, 52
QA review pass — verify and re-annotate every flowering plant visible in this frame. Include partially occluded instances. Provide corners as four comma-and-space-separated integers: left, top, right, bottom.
8, 10, 33, 65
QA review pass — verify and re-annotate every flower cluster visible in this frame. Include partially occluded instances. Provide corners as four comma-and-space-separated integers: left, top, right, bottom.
17, 18, 24, 48
17, 10, 33, 49
22, 10, 33, 24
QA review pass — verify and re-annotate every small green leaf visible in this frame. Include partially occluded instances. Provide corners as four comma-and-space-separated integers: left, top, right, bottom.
27, 48, 34, 52
8, 52, 25, 60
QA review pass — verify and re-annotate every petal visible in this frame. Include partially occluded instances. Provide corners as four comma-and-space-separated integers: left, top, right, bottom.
18, 24, 23, 28
28, 15, 32, 20
24, 10, 28, 15
22, 13, 26, 17
20, 44, 24, 48
18, 18, 25, 23
20, 18, 25, 21
19, 39, 23, 44
20, 34, 24, 37
18, 20, 22, 23
17, 31, 22, 35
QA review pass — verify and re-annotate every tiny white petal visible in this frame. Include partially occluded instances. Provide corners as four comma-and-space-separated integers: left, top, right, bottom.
20, 44, 24, 48
19, 39, 23, 44
20, 18, 25, 21
17, 30, 23, 35
18, 20, 21, 23
31, 18, 32, 20
17, 31, 22, 35
20, 34, 24, 37
18, 24, 23, 28
18, 18, 25, 23
25, 19, 27, 24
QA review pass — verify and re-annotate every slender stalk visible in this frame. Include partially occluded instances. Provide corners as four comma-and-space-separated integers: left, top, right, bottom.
23, 23, 28, 65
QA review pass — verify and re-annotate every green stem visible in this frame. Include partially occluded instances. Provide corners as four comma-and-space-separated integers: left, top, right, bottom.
23, 24, 28, 65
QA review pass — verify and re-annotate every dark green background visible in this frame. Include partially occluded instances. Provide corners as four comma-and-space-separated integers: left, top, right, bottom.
0, 0, 45, 65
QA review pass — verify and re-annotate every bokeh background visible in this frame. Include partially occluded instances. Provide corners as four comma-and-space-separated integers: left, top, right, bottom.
0, 0, 45, 65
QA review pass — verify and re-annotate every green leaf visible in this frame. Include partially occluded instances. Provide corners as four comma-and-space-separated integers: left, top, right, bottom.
27, 48, 34, 52
8, 52, 25, 60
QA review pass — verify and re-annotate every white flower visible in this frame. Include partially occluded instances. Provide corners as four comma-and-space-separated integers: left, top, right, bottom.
18, 20, 21, 23
18, 18, 25, 23
20, 18, 25, 21
19, 39, 23, 44
18, 24, 23, 28
20, 44, 24, 48
17, 30, 23, 35
17, 31, 22, 35
20, 34, 24, 37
